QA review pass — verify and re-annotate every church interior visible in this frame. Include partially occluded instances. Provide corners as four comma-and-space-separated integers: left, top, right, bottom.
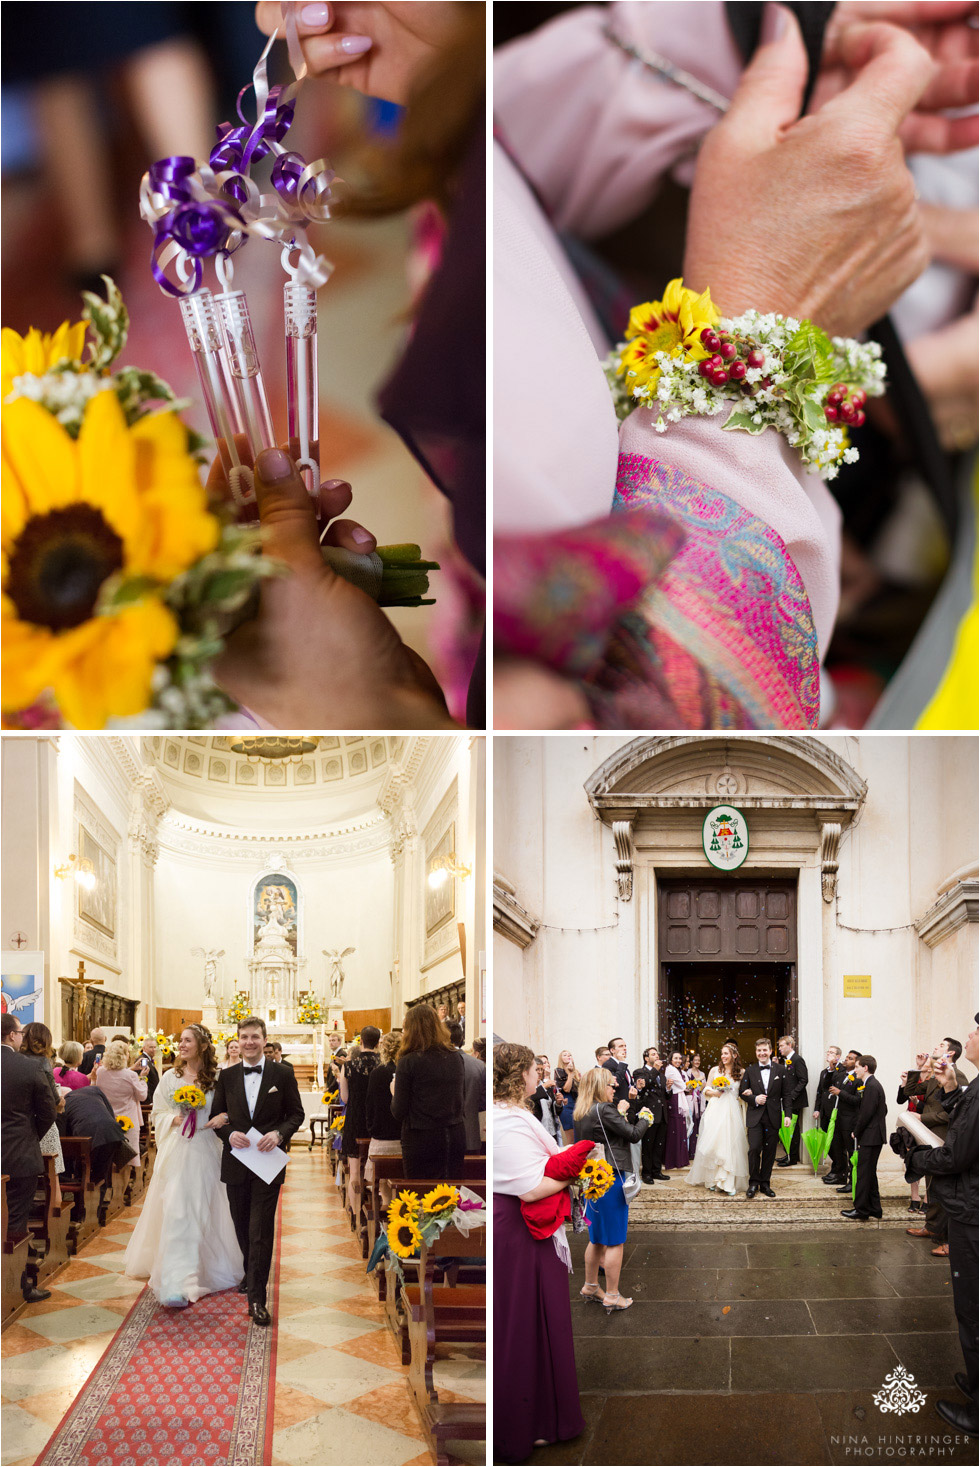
1, 732, 486, 1466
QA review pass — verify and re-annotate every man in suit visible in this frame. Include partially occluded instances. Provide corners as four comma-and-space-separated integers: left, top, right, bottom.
1, 1013, 58, 1301
814, 1045, 847, 1183
775, 1034, 809, 1166
78, 1027, 107, 1076
740, 1038, 790, 1198
62, 1085, 131, 1186
841, 1055, 887, 1221
132, 1037, 159, 1103
450, 1022, 485, 1153
209, 1016, 305, 1326
602, 1038, 638, 1109
828, 1049, 862, 1189
634, 1047, 670, 1183
904, 1015, 978, 1438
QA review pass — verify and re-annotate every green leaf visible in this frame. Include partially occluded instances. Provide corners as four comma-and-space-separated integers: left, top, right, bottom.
81, 276, 129, 373
722, 408, 768, 435
376, 543, 423, 563
783, 319, 838, 386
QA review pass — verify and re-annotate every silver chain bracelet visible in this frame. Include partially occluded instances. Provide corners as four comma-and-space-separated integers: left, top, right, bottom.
601, 23, 731, 114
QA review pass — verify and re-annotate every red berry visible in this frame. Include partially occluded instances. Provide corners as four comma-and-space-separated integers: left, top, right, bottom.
839, 400, 856, 424
700, 328, 715, 345
720, 342, 737, 360
709, 354, 724, 370
710, 368, 729, 387
824, 405, 839, 423
851, 388, 867, 408
832, 383, 848, 396
728, 360, 747, 381
746, 349, 765, 369
826, 388, 844, 407
698, 358, 713, 378
706, 332, 721, 353
853, 408, 866, 428
760, 377, 772, 390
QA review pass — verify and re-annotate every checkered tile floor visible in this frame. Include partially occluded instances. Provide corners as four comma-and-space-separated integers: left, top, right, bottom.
1, 1150, 485, 1465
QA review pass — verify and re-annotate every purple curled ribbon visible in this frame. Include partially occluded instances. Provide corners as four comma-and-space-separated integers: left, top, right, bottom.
180, 1109, 198, 1138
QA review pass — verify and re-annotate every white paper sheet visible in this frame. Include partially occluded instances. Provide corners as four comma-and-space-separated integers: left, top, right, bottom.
897, 1111, 944, 1148
233, 1127, 289, 1182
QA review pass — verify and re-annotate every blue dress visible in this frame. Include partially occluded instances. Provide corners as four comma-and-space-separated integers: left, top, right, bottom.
585, 1176, 628, 1246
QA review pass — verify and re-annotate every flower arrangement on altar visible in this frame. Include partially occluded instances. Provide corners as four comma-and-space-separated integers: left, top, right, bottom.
603, 277, 886, 481
173, 1083, 207, 1137
377, 1184, 485, 1278
154, 1031, 177, 1060
297, 993, 324, 1026
226, 993, 252, 1025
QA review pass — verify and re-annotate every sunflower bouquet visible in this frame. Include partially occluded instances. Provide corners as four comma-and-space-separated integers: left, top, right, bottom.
711, 1075, 733, 1090
685, 1076, 702, 1092
329, 1113, 346, 1132
115, 1114, 135, 1132
579, 1156, 616, 1202
173, 1082, 207, 1137
376, 1184, 484, 1281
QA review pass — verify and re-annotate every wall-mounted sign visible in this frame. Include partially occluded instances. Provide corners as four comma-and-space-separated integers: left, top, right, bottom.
702, 805, 749, 871
843, 974, 872, 998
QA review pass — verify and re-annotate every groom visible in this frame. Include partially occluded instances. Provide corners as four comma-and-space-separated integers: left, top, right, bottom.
740, 1038, 791, 1198
210, 1016, 304, 1326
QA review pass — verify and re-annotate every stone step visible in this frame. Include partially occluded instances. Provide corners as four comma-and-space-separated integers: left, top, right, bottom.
627, 1164, 916, 1229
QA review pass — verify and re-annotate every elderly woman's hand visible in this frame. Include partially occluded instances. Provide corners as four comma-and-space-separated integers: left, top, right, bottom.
685, 8, 933, 337
254, 2, 461, 104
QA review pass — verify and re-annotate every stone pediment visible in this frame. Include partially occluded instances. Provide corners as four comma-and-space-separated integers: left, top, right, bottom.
585, 737, 867, 814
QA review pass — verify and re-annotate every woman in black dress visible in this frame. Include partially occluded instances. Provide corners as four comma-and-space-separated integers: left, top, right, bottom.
365, 1030, 402, 1199
391, 1004, 464, 1179
339, 1025, 380, 1214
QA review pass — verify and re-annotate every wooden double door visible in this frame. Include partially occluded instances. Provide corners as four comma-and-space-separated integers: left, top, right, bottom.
656, 878, 798, 1070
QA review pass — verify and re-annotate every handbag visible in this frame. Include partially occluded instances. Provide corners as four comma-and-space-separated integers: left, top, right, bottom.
596, 1107, 641, 1203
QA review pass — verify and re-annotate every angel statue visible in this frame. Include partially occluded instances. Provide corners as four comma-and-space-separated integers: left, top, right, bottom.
190, 947, 225, 1002
323, 947, 355, 1002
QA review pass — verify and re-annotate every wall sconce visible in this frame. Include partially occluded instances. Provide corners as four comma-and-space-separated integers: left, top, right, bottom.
54, 854, 96, 890
428, 853, 472, 889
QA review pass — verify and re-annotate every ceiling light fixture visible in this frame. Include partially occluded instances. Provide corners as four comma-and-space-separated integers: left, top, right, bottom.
229, 736, 319, 763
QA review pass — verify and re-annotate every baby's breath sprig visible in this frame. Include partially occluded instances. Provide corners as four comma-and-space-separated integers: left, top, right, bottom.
605, 300, 886, 481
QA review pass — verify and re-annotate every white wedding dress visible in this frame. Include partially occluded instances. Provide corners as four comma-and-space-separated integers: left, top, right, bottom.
685, 1067, 750, 1196
124, 1069, 243, 1305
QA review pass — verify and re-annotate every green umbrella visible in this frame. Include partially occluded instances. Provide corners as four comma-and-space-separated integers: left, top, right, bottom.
778, 1111, 798, 1156
850, 1147, 859, 1202
824, 1103, 838, 1153
802, 1124, 826, 1174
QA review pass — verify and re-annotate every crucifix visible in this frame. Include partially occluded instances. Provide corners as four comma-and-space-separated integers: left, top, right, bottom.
58, 960, 104, 1040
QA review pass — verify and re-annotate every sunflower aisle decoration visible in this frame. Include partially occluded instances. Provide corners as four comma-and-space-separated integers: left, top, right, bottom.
2, 279, 275, 730
374, 1184, 484, 1281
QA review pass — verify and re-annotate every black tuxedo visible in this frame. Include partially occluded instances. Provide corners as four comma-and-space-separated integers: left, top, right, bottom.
815, 1063, 847, 1126
740, 1061, 789, 1185
634, 1066, 668, 1179
133, 1054, 159, 1102
1, 1045, 59, 1234
852, 1072, 887, 1218
831, 1069, 861, 1170
78, 1044, 105, 1076
211, 1058, 305, 1306
778, 1050, 809, 1162
602, 1057, 635, 1107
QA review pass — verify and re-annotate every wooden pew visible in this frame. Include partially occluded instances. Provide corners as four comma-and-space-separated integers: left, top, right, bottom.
28, 1157, 71, 1288
366, 1158, 486, 1302
1, 1175, 30, 1330
407, 1222, 487, 1466
381, 1178, 487, 1355
60, 1137, 101, 1254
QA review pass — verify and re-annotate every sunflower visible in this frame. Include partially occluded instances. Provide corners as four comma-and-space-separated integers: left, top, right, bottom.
173, 1085, 206, 1108
421, 1184, 460, 1216
387, 1214, 422, 1259
389, 1190, 422, 1228
116, 1114, 134, 1131
2, 389, 219, 728
618, 278, 720, 393
1, 321, 88, 401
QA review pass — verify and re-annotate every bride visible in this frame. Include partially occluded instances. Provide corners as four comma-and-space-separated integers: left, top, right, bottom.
125, 1024, 242, 1307
685, 1043, 749, 1197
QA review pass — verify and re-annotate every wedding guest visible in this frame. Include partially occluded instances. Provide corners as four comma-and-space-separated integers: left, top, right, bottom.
594, 1046, 611, 1065
829, 1049, 863, 1190
574, 1066, 649, 1312
553, 1050, 581, 1143
903, 1015, 978, 1438
686, 1052, 706, 1159
53, 1040, 89, 1091
776, 1034, 809, 1167
1, 1014, 57, 1301
602, 1038, 638, 1108
664, 1051, 690, 1169
494, 1042, 584, 1462
20, 1023, 66, 1207
62, 1084, 128, 1188
132, 1036, 160, 1102
531, 1055, 564, 1144
841, 1055, 887, 1222
95, 1039, 147, 1174
450, 1021, 486, 1154
365, 1031, 402, 1196
78, 1026, 106, 1075
635, 1047, 670, 1183
391, 1004, 465, 1179
339, 1025, 380, 1214
472, 1037, 486, 1063
221, 1038, 242, 1069
904, 1039, 969, 1255
814, 1045, 847, 1183
327, 1033, 347, 1059
740, 1039, 790, 1198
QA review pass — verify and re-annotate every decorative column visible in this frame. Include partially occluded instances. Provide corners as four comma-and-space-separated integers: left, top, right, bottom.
391, 806, 421, 1015
126, 772, 164, 1034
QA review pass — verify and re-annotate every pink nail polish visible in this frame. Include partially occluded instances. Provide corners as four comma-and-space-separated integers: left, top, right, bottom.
300, 3, 331, 28
340, 35, 372, 56
351, 526, 374, 546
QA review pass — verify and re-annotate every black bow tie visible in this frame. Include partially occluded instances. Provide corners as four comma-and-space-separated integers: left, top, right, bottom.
760, 1066, 770, 1072
244, 1065, 262, 1075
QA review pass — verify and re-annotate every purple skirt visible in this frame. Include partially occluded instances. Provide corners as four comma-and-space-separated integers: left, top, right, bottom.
493, 1192, 585, 1463
664, 1092, 689, 1170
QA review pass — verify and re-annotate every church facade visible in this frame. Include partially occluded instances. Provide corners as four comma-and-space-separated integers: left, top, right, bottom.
494, 736, 978, 1100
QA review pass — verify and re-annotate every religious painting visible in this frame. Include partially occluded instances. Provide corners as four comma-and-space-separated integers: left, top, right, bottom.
1, 950, 44, 1025
425, 821, 456, 938
253, 873, 298, 956
77, 824, 117, 937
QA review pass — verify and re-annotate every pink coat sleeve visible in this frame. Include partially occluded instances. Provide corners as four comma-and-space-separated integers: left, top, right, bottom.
493, 2, 741, 238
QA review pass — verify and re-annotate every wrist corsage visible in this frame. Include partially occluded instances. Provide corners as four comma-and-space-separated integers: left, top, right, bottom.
603, 277, 886, 481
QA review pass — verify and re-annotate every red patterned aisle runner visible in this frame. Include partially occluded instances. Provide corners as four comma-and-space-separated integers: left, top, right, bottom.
38, 1205, 282, 1466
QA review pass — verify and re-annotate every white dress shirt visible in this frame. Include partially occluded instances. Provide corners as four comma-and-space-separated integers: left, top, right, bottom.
758, 1064, 771, 1093
242, 1055, 265, 1117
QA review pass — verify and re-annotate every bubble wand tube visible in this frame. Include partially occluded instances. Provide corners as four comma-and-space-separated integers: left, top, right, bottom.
214, 257, 277, 463
284, 272, 319, 503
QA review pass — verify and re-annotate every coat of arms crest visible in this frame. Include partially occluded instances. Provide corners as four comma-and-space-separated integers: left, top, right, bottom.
702, 805, 749, 871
